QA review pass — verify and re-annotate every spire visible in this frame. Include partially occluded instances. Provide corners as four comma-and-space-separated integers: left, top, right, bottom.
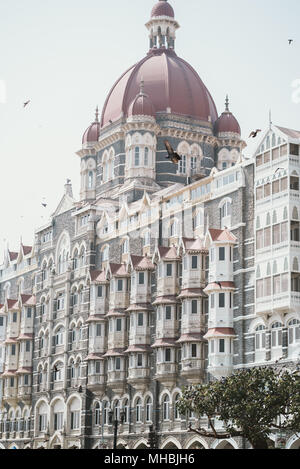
95, 106, 99, 123
225, 95, 230, 112
139, 78, 145, 96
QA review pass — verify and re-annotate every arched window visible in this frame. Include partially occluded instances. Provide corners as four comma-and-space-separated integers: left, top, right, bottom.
163, 395, 170, 421
144, 147, 149, 166
170, 220, 178, 237
288, 319, 300, 345
123, 400, 129, 424
174, 394, 181, 420
55, 327, 64, 346
88, 171, 94, 189
292, 206, 299, 220
145, 397, 152, 422
135, 147, 140, 166
220, 200, 232, 221
73, 250, 79, 270
121, 238, 129, 254
94, 402, 101, 426
271, 322, 283, 348
255, 325, 266, 350
293, 257, 299, 272
101, 246, 109, 263
136, 398, 142, 423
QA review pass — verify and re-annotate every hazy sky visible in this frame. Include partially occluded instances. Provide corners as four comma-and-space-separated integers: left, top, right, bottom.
0, 0, 299, 261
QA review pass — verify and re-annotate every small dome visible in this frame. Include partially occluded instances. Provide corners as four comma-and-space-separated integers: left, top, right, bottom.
151, 0, 174, 18
82, 108, 100, 144
128, 81, 155, 117
214, 97, 241, 137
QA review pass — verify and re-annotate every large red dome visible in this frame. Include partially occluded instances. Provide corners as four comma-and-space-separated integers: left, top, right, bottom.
101, 48, 218, 128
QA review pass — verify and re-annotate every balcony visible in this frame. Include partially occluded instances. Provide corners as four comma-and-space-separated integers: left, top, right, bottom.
87, 374, 106, 392
127, 367, 150, 391
155, 363, 177, 386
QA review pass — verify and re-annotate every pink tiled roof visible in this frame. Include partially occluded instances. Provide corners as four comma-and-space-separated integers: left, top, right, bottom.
182, 238, 207, 253
152, 295, 179, 305
209, 228, 237, 242
89, 270, 108, 283
8, 251, 18, 262
6, 299, 18, 310
20, 294, 36, 306
84, 354, 105, 361
109, 263, 130, 277
176, 333, 206, 343
151, 338, 178, 348
157, 246, 180, 260
204, 328, 236, 339
130, 255, 155, 271
177, 288, 207, 299
22, 245, 32, 256
208, 228, 237, 243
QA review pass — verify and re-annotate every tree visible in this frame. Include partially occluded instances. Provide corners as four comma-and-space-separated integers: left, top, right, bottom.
176, 367, 300, 449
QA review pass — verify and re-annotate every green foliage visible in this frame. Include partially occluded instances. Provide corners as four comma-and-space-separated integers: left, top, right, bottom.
177, 367, 300, 448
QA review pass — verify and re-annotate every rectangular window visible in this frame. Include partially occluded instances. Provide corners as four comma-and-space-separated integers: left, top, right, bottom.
138, 313, 144, 327
115, 357, 121, 370
219, 339, 225, 353
24, 374, 29, 386
191, 344, 197, 358
219, 293, 225, 308
13, 313, 17, 323
191, 300, 198, 314
95, 361, 101, 374
166, 264, 172, 277
117, 280, 123, 292
165, 348, 171, 362
165, 306, 172, 320
138, 272, 145, 285
219, 247, 225, 261
71, 411, 80, 430
11, 344, 16, 356
97, 286, 103, 297
116, 318, 122, 332
137, 354, 143, 367
25, 341, 31, 352
27, 308, 32, 319
191, 256, 198, 269
0, 317, 3, 326
54, 412, 64, 431
96, 324, 101, 336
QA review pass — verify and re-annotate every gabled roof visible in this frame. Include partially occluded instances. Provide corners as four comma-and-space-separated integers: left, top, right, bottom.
275, 126, 300, 140
130, 255, 155, 271
109, 263, 130, 277
8, 251, 18, 262
20, 294, 36, 306
155, 246, 180, 262
22, 245, 32, 256
181, 237, 207, 253
88, 269, 109, 284
6, 299, 19, 311
207, 228, 237, 243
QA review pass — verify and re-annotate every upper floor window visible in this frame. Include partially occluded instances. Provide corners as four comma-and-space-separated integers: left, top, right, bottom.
135, 147, 140, 166
288, 319, 300, 344
255, 325, 266, 350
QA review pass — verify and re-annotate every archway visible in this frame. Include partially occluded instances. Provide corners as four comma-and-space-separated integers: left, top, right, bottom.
161, 438, 181, 449
214, 440, 235, 450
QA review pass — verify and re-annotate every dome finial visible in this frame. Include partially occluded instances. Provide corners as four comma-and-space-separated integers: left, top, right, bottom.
95, 106, 99, 122
225, 95, 229, 112
139, 77, 145, 96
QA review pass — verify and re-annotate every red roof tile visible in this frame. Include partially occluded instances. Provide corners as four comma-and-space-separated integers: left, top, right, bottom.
204, 328, 236, 339
208, 228, 237, 243
130, 255, 155, 271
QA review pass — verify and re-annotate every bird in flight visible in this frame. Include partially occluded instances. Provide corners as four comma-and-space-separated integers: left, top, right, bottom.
164, 140, 182, 164
288, 39, 293, 45
249, 129, 262, 138
215, 281, 222, 289
23, 100, 31, 108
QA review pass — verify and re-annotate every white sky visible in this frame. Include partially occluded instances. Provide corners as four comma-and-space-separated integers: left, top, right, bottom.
0, 0, 299, 261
